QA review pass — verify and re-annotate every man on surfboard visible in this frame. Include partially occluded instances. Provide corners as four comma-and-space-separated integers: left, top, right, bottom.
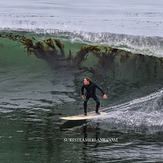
81, 77, 107, 115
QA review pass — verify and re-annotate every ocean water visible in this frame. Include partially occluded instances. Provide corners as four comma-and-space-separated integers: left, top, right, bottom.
0, 0, 163, 162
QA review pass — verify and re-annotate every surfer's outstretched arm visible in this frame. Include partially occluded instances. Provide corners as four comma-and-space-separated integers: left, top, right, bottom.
95, 84, 107, 99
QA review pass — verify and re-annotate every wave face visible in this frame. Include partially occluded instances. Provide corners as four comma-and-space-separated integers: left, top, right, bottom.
1, 30, 163, 111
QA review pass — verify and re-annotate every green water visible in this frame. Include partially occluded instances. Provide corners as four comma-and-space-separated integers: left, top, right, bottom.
1, 111, 163, 163
1, 31, 163, 162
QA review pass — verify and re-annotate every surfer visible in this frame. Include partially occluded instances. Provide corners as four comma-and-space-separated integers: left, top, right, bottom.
81, 77, 107, 115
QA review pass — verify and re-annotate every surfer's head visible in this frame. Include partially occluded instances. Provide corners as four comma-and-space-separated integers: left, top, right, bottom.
84, 77, 92, 85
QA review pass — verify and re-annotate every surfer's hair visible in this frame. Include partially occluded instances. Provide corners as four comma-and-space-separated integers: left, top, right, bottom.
85, 77, 92, 83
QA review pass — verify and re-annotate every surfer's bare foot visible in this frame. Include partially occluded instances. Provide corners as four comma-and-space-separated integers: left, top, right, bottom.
84, 113, 87, 116
96, 112, 100, 115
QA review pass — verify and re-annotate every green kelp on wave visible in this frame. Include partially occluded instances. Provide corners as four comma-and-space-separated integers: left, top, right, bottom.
1, 32, 163, 84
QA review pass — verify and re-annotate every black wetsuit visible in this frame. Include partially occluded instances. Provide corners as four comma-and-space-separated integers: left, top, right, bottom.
81, 82, 105, 114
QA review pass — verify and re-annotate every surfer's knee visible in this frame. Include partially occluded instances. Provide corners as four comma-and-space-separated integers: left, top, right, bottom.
96, 101, 100, 106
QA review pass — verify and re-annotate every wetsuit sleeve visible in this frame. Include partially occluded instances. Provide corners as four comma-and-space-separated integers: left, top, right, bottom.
95, 84, 105, 95
81, 85, 85, 95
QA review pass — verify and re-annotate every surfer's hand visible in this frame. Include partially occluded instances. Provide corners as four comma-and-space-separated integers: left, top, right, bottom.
103, 94, 107, 99
81, 95, 85, 99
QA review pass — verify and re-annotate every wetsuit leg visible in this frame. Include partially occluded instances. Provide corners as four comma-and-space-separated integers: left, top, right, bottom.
84, 95, 90, 114
92, 95, 100, 113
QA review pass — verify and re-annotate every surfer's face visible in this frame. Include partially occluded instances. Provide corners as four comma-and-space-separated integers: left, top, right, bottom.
84, 78, 90, 85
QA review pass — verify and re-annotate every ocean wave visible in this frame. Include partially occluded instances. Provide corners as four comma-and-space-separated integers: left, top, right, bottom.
1, 30, 163, 108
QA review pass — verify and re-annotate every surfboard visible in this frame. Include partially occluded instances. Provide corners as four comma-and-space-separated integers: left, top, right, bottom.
60, 112, 107, 120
